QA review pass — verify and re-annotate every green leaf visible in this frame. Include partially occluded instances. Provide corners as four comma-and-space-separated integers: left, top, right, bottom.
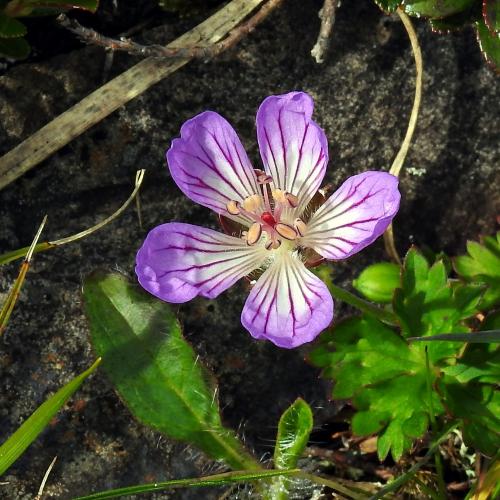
353, 262, 400, 303
404, 0, 476, 19
0, 36, 30, 59
270, 398, 313, 499
274, 398, 313, 469
454, 233, 500, 309
439, 378, 500, 456
310, 316, 442, 461
74, 469, 300, 500
0, 14, 26, 37
82, 271, 260, 471
409, 330, 500, 343
483, 0, 500, 33
374, 1, 401, 13
0, 358, 101, 475
21, 0, 99, 14
394, 248, 480, 363
429, 4, 481, 32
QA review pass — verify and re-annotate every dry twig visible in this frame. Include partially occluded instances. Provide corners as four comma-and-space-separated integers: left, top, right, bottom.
59, 0, 283, 59
311, 0, 339, 64
34, 456, 58, 500
0, 0, 282, 191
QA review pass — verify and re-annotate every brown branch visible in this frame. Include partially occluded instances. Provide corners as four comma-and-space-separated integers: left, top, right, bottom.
311, 0, 338, 64
58, 0, 284, 59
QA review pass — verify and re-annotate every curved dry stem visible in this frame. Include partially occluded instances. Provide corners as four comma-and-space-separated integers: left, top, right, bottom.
383, 8, 423, 264
0, 170, 145, 265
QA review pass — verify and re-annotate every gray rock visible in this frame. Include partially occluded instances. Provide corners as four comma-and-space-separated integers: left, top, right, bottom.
0, 0, 498, 498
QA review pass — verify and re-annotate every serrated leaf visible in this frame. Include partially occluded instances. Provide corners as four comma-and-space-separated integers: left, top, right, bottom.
311, 316, 442, 461
484, 0, 500, 33
394, 248, 478, 363
0, 359, 101, 475
429, 4, 481, 32
374, 0, 401, 13
83, 271, 259, 470
353, 262, 400, 303
0, 14, 26, 37
439, 378, 500, 456
454, 233, 500, 309
0, 36, 30, 59
404, 0, 476, 19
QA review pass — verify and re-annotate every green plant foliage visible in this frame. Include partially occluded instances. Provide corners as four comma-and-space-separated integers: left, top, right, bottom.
0, 358, 101, 475
269, 399, 313, 499
353, 262, 400, 303
0, 0, 99, 59
374, 0, 401, 13
310, 315, 442, 461
311, 247, 499, 461
403, 0, 476, 18
454, 232, 500, 310
83, 271, 260, 471
483, 0, 500, 32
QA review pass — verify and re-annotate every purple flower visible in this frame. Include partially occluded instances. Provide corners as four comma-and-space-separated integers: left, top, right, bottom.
136, 92, 400, 348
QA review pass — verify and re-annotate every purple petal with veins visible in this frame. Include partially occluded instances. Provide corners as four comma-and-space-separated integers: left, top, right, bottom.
167, 111, 260, 225
256, 92, 328, 217
136, 223, 267, 303
301, 171, 400, 260
241, 254, 333, 348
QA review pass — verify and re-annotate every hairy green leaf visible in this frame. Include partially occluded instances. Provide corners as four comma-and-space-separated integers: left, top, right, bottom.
353, 262, 400, 303
0, 358, 101, 475
374, 0, 401, 13
83, 271, 260, 471
483, 0, 500, 32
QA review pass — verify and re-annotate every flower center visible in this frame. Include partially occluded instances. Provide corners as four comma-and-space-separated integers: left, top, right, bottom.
226, 171, 308, 250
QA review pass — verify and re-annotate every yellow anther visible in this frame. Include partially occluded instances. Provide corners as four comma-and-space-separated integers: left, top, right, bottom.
242, 194, 262, 212
294, 218, 307, 237
226, 200, 241, 215
285, 192, 299, 208
265, 239, 281, 250
246, 222, 262, 245
275, 223, 298, 241
271, 189, 287, 204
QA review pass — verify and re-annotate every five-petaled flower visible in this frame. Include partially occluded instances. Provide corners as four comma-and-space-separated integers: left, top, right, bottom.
136, 92, 400, 348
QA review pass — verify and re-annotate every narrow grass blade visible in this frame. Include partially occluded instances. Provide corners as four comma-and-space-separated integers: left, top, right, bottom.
0, 358, 101, 475
0, 170, 144, 266
408, 331, 500, 343
0, 216, 47, 336
75, 469, 300, 500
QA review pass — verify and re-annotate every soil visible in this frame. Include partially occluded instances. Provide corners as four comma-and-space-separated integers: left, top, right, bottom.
0, 0, 498, 498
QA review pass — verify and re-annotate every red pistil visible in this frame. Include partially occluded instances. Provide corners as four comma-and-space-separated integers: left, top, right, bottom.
261, 211, 276, 227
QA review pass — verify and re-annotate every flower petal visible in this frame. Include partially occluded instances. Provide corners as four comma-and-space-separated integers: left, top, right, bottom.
256, 92, 328, 215
241, 254, 333, 348
167, 111, 260, 224
301, 171, 401, 260
136, 223, 267, 303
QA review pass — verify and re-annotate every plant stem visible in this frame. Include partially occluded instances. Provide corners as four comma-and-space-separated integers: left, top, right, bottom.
327, 281, 398, 326
383, 7, 423, 264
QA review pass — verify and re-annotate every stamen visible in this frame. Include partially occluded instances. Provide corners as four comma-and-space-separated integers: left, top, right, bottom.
294, 218, 307, 237
246, 222, 262, 245
285, 192, 299, 208
265, 239, 281, 250
242, 194, 262, 213
271, 189, 287, 205
257, 174, 273, 184
275, 223, 298, 240
226, 200, 241, 215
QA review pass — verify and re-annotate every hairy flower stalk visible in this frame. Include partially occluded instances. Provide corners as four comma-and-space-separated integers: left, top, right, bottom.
136, 92, 400, 348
